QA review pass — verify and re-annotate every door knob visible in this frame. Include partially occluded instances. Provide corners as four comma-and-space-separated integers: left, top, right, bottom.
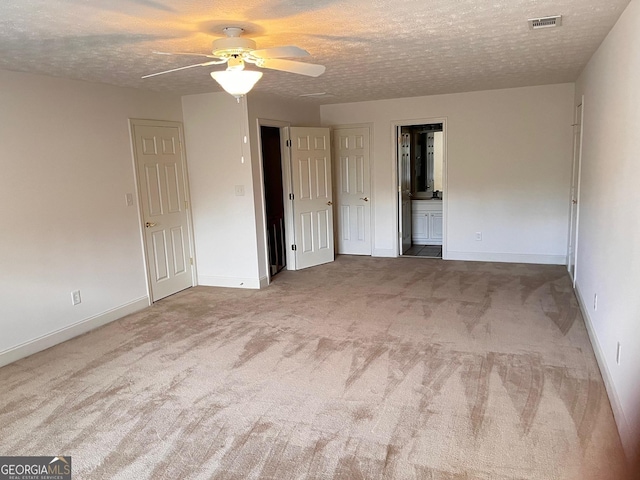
572, 199, 577, 204
145, 222, 157, 228
327, 201, 333, 206
360, 197, 369, 202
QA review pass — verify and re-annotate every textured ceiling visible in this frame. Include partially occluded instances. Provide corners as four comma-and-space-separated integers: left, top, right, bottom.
0, 0, 630, 104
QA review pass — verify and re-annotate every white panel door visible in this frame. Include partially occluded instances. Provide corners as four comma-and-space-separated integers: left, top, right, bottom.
399, 129, 412, 254
132, 122, 193, 301
290, 127, 334, 270
333, 127, 371, 255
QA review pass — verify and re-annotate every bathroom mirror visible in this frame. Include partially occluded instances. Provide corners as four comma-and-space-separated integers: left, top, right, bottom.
402, 123, 444, 199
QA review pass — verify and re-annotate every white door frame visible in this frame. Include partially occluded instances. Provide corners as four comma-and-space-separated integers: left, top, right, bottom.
129, 118, 197, 303
330, 123, 374, 255
399, 128, 412, 254
567, 97, 585, 287
255, 118, 294, 282
281, 127, 297, 271
391, 117, 448, 258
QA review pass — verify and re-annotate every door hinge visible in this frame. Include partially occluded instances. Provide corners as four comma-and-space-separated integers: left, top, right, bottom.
289, 193, 294, 200
286, 139, 292, 147
291, 244, 297, 251
190, 257, 193, 265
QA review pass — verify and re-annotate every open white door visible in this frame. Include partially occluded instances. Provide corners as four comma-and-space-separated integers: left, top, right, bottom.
289, 127, 334, 270
399, 128, 412, 254
567, 100, 584, 285
131, 120, 194, 301
333, 126, 371, 255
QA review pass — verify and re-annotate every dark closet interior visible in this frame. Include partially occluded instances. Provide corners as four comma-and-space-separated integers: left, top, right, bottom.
260, 126, 286, 277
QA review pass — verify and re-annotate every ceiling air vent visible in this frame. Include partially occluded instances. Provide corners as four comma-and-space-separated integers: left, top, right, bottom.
528, 15, 562, 30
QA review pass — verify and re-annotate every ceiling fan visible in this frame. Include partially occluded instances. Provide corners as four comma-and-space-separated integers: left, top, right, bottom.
143, 27, 325, 98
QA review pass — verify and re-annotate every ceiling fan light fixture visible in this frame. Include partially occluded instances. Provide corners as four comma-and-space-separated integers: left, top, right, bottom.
210, 69, 263, 99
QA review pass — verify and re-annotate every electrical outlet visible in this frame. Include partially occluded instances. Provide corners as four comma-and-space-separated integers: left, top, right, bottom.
593, 293, 598, 311
234, 185, 245, 196
616, 342, 622, 365
71, 290, 81, 306
475, 232, 482, 241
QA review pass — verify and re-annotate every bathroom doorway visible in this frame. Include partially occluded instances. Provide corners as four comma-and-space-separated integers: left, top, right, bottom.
396, 120, 446, 258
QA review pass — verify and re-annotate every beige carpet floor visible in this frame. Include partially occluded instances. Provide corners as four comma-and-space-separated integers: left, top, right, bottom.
0, 256, 631, 479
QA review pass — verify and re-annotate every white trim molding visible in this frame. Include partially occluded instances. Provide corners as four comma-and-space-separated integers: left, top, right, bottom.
198, 275, 263, 289
446, 251, 565, 265
372, 248, 397, 258
0, 297, 149, 368
575, 285, 634, 462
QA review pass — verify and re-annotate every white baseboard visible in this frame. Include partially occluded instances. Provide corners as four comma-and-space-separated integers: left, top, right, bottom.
0, 297, 149, 368
575, 285, 635, 462
445, 251, 565, 265
372, 248, 397, 258
259, 276, 269, 289
198, 275, 262, 289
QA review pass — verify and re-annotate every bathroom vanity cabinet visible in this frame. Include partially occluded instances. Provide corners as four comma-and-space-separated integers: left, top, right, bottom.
412, 200, 443, 245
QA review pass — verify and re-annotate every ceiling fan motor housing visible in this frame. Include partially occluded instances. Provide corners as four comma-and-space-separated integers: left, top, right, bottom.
212, 37, 256, 57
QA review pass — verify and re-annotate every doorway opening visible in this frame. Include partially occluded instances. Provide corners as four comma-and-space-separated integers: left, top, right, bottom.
397, 121, 446, 259
260, 126, 287, 278
258, 124, 335, 280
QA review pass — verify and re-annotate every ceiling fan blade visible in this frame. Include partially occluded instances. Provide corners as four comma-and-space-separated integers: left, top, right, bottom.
153, 51, 222, 60
251, 46, 310, 59
142, 60, 222, 79
258, 58, 325, 77
130, 0, 175, 12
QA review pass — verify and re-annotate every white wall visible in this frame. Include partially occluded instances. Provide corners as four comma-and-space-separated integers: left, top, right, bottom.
320, 84, 575, 262
0, 69, 183, 365
182, 93, 263, 288
180, 92, 320, 289
246, 94, 321, 280
574, 0, 640, 466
